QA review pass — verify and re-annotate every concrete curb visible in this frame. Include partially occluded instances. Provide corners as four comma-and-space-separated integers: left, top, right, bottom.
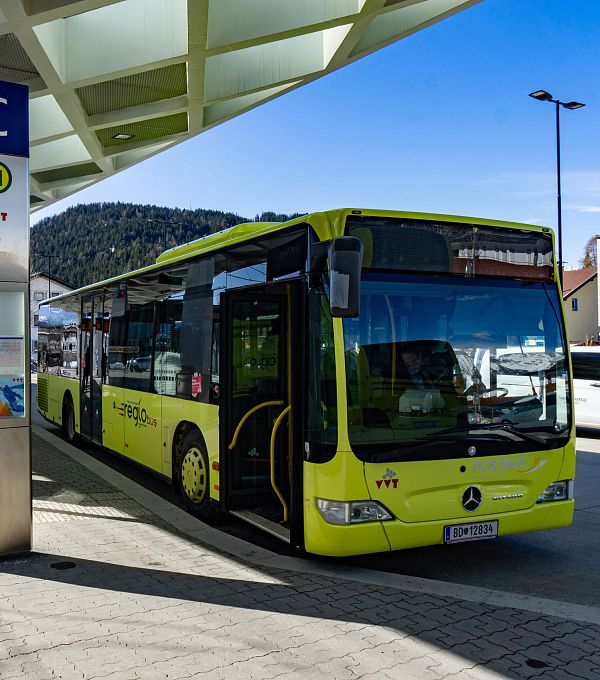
34, 424, 600, 625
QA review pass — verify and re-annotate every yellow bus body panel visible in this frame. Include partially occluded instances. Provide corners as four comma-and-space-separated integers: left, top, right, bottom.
303, 452, 390, 556
100, 387, 219, 485
364, 448, 565, 523
122, 390, 162, 472
161, 397, 219, 496
101, 385, 125, 455
37, 374, 79, 432
303, 439, 575, 557
40, 376, 220, 490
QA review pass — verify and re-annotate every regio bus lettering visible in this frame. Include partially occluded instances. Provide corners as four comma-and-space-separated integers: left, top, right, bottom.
117, 402, 158, 428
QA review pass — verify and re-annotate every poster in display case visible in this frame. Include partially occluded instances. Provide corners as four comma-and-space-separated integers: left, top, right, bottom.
0, 291, 26, 418
0, 336, 25, 417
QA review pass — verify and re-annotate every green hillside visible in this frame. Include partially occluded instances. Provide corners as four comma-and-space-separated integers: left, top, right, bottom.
30, 202, 302, 289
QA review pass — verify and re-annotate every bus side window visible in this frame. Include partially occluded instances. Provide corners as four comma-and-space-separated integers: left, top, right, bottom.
123, 304, 155, 392
106, 277, 155, 392
154, 299, 183, 397
177, 257, 217, 403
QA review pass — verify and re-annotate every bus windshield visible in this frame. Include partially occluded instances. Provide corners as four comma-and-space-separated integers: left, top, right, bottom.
343, 273, 570, 462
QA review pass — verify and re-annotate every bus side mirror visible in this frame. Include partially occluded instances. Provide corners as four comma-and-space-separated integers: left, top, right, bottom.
329, 237, 362, 318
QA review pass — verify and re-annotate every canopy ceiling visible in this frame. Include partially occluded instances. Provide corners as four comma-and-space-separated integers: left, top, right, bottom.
1, 0, 480, 213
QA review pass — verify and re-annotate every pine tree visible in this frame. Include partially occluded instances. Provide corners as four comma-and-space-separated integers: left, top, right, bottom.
30, 202, 303, 288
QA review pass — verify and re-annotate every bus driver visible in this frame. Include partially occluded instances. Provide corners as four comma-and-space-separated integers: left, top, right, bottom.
399, 350, 429, 390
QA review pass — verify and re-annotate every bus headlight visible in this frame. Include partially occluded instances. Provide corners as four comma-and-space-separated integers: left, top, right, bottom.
537, 480, 574, 503
316, 498, 393, 525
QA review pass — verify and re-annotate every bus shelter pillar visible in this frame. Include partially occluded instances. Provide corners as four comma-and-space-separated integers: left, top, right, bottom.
0, 81, 32, 557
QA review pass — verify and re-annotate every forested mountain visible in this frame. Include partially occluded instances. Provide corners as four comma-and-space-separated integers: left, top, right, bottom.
30, 202, 303, 289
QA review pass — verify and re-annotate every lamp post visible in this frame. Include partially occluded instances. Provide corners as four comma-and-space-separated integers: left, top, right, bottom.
528, 90, 585, 288
146, 218, 179, 251
35, 252, 57, 299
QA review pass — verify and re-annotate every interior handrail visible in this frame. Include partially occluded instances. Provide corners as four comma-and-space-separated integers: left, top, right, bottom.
270, 405, 291, 523
228, 400, 284, 450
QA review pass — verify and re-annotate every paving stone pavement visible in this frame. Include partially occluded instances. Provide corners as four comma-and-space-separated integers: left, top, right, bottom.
0, 431, 599, 680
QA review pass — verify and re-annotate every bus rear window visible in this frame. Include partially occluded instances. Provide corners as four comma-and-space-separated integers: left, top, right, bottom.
346, 216, 554, 281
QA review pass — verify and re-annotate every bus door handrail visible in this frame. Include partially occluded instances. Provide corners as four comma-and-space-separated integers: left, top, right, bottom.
228, 400, 284, 450
270, 405, 291, 523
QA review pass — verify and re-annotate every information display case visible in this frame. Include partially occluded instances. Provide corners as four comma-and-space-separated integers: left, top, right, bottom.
0, 80, 31, 557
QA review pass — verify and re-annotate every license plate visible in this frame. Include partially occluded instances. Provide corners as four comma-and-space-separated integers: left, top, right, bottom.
444, 520, 498, 544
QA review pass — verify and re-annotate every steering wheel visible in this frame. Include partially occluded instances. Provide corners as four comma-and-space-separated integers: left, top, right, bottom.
466, 387, 509, 399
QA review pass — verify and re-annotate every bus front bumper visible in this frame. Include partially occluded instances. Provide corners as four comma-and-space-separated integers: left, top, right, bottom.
382, 499, 574, 552
304, 499, 574, 557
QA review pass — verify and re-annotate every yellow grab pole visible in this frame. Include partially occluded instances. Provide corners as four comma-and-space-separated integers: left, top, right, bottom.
228, 400, 284, 450
270, 405, 291, 522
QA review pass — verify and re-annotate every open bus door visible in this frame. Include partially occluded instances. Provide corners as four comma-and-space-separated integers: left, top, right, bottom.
80, 293, 105, 443
220, 282, 304, 548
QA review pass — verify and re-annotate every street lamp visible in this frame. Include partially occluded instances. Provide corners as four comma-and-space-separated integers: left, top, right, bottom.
528, 89, 585, 287
146, 218, 179, 251
34, 252, 57, 299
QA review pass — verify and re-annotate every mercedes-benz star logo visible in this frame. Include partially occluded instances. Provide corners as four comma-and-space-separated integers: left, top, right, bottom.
462, 486, 482, 512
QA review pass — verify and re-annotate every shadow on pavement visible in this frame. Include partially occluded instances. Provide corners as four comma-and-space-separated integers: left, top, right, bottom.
12, 428, 600, 679
0, 551, 594, 680
30, 428, 600, 609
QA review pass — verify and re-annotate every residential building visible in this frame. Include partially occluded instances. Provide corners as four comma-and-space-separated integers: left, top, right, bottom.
563, 268, 598, 344
30, 273, 74, 361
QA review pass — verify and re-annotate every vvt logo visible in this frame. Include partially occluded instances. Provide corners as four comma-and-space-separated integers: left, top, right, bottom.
375, 468, 398, 489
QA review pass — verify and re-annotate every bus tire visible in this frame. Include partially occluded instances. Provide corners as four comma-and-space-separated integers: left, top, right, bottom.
62, 396, 76, 443
178, 431, 215, 521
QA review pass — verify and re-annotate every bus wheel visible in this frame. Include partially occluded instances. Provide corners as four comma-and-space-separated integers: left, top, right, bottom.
62, 398, 76, 443
178, 432, 215, 521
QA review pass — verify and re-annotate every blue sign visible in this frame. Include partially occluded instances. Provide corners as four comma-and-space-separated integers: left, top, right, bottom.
0, 81, 28, 158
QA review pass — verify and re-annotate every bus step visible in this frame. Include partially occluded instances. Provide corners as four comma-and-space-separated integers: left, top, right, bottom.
254, 503, 287, 524
229, 509, 290, 543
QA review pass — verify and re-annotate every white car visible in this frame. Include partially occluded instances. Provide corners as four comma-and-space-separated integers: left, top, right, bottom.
127, 356, 152, 372
570, 346, 600, 429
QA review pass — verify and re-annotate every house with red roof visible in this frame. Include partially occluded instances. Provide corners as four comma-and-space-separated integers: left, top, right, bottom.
563, 268, 598, 344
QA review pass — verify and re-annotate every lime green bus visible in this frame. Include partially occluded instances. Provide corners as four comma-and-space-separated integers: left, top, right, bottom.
37, 209, 575, 556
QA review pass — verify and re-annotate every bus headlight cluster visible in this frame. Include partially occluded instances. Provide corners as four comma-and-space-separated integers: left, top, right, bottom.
316, 498, 393, 525
537, 480, 574, 503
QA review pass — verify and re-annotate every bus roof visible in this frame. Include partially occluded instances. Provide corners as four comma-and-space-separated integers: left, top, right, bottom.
41, 208, 552, 305
155, 221, 282, 264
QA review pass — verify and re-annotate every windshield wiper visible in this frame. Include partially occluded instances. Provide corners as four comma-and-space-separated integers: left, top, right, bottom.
428, 423, 549, 446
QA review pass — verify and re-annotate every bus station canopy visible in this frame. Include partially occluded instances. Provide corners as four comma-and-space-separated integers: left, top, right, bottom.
1, 0, 479, 213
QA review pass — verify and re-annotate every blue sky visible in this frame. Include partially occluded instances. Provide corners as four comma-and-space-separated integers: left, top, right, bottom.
32, 0, 599, 269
